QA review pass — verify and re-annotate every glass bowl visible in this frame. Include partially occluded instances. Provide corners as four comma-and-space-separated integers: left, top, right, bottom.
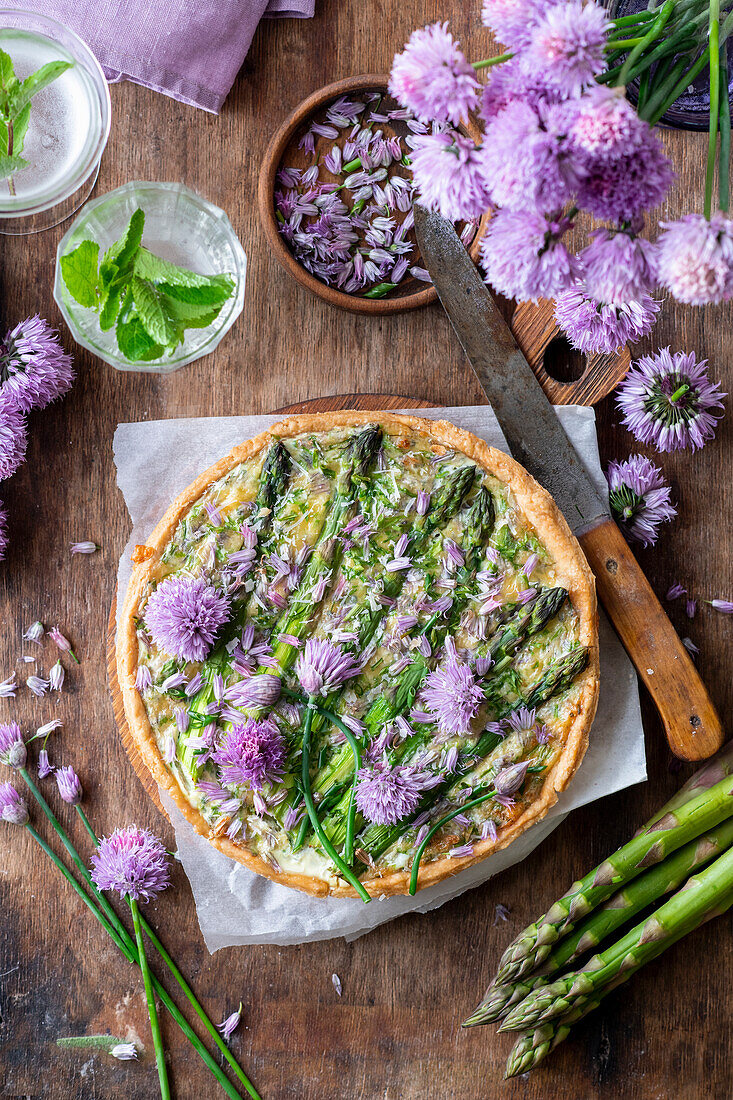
54, 181, 247, 373
0, 9, 111, 234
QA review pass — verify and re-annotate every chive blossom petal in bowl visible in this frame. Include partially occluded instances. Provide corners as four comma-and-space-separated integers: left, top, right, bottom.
53, 181, 246, 372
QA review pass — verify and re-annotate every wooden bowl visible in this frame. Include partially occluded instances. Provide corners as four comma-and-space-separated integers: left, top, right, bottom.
257, 73, 490, 315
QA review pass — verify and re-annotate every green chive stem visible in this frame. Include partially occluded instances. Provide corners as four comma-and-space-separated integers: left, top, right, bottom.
131, 898, 171, 1100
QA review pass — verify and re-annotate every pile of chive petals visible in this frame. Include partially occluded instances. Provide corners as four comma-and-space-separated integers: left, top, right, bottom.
275, 93, 476, 297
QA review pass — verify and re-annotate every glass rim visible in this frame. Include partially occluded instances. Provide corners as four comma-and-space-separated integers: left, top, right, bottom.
0, 8, 111, 217
53, 180, 247, 371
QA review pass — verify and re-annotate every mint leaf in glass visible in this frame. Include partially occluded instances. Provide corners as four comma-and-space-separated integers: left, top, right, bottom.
0, 49, 72, 193
60, 206, 236, 364
60, 240, 100, 308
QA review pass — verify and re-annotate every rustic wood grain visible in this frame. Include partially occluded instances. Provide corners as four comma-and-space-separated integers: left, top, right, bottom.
1, 2, 732, 1098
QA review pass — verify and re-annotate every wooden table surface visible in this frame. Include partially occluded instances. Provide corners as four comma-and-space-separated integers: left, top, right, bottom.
1, 3, 732, 1098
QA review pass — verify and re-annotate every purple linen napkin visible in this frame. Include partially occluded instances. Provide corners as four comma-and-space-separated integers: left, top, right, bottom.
31, 0, 315, 113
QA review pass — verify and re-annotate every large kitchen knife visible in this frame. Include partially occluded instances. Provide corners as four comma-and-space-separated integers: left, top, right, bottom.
414, 205, 724, 762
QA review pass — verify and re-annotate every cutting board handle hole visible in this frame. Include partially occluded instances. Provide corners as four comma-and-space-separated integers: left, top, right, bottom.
542, 337, 585, 384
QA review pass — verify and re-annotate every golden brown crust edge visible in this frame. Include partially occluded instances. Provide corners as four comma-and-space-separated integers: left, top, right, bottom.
117, 410, 599, 900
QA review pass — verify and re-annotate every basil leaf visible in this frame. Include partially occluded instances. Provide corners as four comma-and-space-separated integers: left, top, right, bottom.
59, 239, 100, 308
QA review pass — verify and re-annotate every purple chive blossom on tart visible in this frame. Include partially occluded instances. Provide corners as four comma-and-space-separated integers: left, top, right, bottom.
0, 781, 28, 825
56, 765, 83, 805
135, 665, 153, 693
505, 705, 550, 745
90, 826, 171, 902
494, 759, 531, 797
225, 673, 282, 710
607, 455, 676, 547
0, 722, 26, 768
218, 1003, 243, 1040
355, 759, 438, 825
212, 719, 287, 791
388, 21, 480, 125
0, 315, 74, 413
0, 672, 17, 698
615, 348, 726, 453
295, 639, 361, 698
144, 576, 231, 663
420, 640, 484, 735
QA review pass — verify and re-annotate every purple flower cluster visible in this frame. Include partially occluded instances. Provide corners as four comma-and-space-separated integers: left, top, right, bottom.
295, 639, 361, 698
389, 22, 480, 125
355, 758, 439, 825
144, 576, 231, 663
212, 718, 287, 791
90, 825, 171, 903
616, 348, 726, 452
606, 455, 676, 547
420, 640, 484, 735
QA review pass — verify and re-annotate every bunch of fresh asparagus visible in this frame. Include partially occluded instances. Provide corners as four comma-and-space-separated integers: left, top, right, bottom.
463, 743, 733, 1077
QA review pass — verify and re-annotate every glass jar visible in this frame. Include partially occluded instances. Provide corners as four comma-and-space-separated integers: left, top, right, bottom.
0, 9, 111, 234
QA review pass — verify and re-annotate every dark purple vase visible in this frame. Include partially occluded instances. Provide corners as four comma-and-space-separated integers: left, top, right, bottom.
608, 0, 733, 130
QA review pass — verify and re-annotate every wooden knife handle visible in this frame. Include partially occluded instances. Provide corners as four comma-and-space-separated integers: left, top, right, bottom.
579, 518, 725, 762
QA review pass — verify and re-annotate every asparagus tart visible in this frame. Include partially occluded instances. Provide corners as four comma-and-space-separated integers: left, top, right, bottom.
117, 412, 599, 899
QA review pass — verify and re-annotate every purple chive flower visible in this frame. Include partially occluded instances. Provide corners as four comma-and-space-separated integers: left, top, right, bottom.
554, 286, 661, 354
616, 348, 726, 453
607, 455, 676, 547
667, 583, 686, 600
0, 721, 25, 767
91, 826, 170, 903
480, 210, 579, 302
576, 139, 675, 223
0, 316, 74, 413
685, 598, 697, 619
225, 673, 282, 710
449, 843, 474, 858
48, 627, 75, 659
26, 674, 49, 697
494, 759, 530, 797
562, 85, 648, 161
420, 643, 484, 735
135, 665, 152, 693
218, 1003, 242, 1040
49, 661, 65, 692
656, 212, 733, 305
416, 490, 430, 516
0, 781, 28, 824
579, 228, 658, 305
213, 718, 287, 791
682, 637, 699, 656
389, 21, 480, 125
355, 759, 436, 825
144, 575, 230, 663
110, 1043, 138, 1060
505, 705, 549, 745
295, 639, 361, 697
0, 498, 6, 561
522, 1, 610, 96
23, 620, 44, 643
481, 101, 575, 215
70, 541, 98, 554
481, 0, 547, 50
0, 393, 27, 479
410, 132, 491, 221
162, 671, 187, 693
711, 599, 733, 613
184, 671, 204, 696
37, 749, 53, 778
481, 819, 498, 841
0, 672, 16, 698
56, 765, 83, 805
494, 902, 511, 925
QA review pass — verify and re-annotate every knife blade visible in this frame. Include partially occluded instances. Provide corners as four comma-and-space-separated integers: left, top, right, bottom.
414, 205, 724, 762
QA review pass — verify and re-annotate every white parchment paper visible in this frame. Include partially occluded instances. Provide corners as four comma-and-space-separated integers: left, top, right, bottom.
114, 405, 646, 950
